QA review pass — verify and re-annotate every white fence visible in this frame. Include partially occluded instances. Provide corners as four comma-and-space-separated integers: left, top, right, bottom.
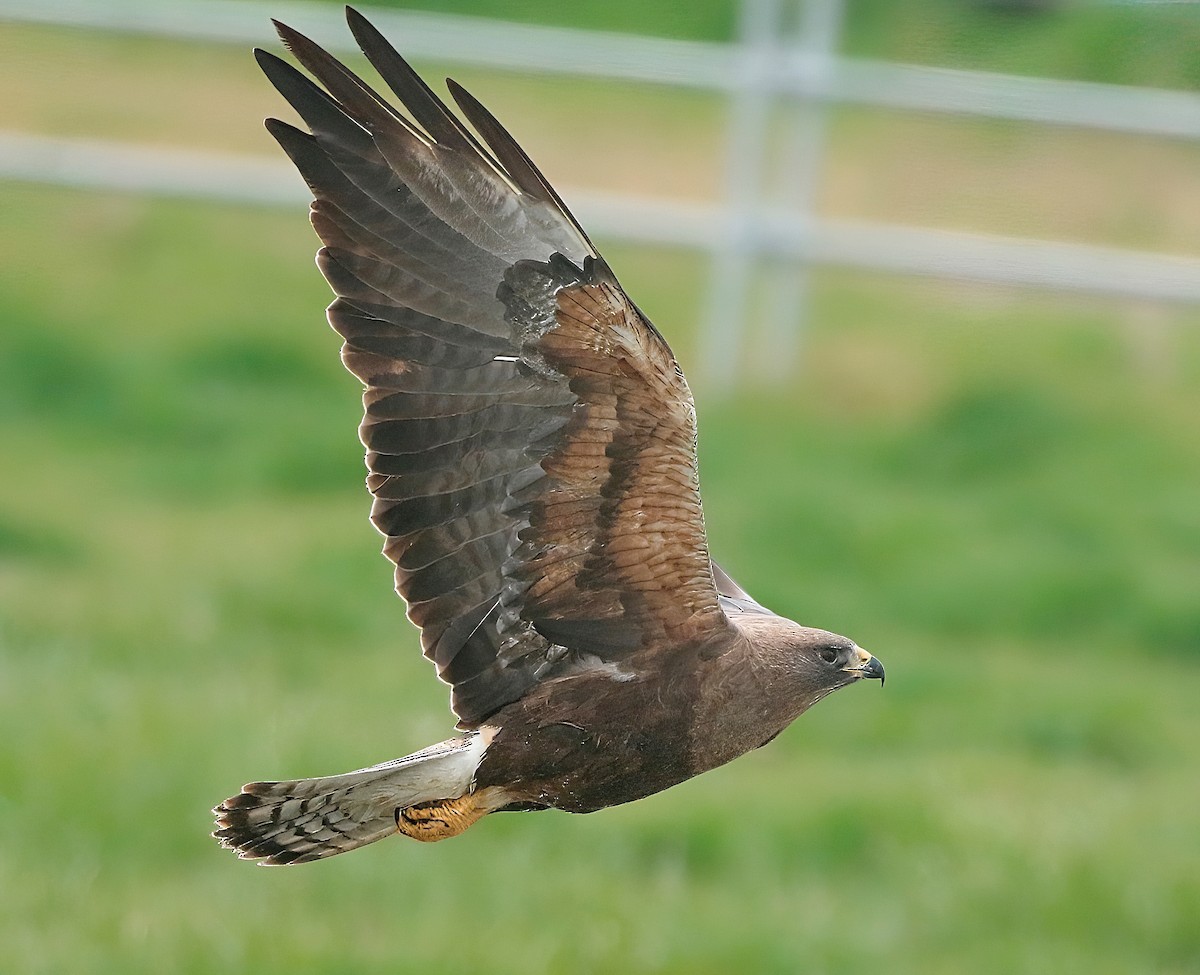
2, 0, 1198, 383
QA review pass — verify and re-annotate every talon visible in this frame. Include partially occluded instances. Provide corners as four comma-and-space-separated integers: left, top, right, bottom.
395, 792, 492, 842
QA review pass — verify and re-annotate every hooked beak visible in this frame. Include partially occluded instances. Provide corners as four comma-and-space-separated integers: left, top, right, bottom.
843, 646, 885, 686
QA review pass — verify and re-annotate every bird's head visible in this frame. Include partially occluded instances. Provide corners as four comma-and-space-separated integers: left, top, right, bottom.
795, 628, 885, 691
734, 616, 885, 702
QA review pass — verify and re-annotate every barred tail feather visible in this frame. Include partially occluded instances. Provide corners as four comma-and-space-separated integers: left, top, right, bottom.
212, 732, 491, 865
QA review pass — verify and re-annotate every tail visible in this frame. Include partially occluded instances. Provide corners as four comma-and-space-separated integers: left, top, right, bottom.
212, 732, 492, 865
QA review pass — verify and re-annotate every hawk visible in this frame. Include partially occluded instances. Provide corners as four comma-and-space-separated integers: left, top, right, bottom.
213, 8, 884, 865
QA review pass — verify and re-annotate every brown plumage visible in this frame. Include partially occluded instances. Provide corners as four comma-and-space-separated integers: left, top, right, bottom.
212, 8, 884, 865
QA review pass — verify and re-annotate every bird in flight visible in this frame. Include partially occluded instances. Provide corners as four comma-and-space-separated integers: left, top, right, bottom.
213, 7, 884, 865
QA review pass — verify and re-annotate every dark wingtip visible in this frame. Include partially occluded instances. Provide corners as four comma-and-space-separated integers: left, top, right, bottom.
262, 116, 293, 137
253, 46, 283, 75
444, 77, 473, 108
345, 4, 398, 61
271, 17, 309, 57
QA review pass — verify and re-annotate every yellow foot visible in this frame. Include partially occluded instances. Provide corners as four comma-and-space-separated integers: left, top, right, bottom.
395, 790, 493, 842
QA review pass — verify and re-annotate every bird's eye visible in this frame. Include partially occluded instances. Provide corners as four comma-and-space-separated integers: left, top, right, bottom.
819, 647, 839, 664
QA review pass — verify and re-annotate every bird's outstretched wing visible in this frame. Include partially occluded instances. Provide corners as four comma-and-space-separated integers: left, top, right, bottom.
711, 560, 776, 618
258, 9, 732, 726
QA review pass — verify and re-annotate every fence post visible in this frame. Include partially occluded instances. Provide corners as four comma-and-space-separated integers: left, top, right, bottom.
759, 0, 843, 383
698, 0, 782, 391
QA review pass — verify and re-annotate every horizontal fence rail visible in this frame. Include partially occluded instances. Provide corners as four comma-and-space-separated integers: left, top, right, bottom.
6, 130, 1199, 305
2, 0, 1198, 138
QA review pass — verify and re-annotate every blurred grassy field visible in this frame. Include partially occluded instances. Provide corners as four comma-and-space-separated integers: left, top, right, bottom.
2, 4, 1200, 974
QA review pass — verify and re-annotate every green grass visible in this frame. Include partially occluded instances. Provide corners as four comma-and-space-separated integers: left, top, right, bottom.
2, 179, 1198, 974
844, 0, 1200, 89
2, 5, 1199, 970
